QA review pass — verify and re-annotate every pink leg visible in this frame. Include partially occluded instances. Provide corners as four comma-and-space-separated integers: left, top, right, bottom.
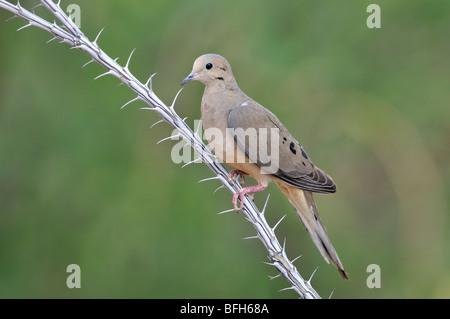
227, 169, 248, 185
232, 184, 267, 211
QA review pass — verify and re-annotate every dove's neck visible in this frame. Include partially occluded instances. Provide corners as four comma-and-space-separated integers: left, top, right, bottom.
204, 75, 240, 92
201, 81, 245, 131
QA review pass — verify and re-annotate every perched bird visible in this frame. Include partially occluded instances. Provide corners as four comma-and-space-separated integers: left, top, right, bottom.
181, 54, 348, 280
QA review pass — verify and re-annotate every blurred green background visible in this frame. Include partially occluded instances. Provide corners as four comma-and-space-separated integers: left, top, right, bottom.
0, 0, 449, 298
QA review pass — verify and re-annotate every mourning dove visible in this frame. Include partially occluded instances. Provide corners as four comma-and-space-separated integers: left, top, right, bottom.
181, 54, 348, 280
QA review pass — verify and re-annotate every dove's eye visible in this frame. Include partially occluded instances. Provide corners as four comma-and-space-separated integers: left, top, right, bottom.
205, 63, 213, 70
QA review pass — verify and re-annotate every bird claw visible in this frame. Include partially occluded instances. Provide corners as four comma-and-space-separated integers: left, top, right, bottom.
232, 184, 266, 211
232, 192, 241, 211
232, 190, 253, 211
227, 169, 248, 185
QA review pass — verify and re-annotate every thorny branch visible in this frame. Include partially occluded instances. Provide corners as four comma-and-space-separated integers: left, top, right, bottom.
0, 0, 324, 299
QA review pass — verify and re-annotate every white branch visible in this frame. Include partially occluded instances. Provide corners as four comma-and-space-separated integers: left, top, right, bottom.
0, 0, 322, 299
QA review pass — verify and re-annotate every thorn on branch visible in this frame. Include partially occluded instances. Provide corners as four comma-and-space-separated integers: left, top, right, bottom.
16, 22, 32, 31
181, 157, 201, 168
194, 119, 203, 135
93, 27, 105, 48
213, 185, 225, 195
217, 208, 235, 215
124, 48, 136, 72
6, 14, 18, 22
157, 134, 180, 145
51, 19, 59, 29
272, 214, 286, 232
263, 261, 276, 266
268, 273, 281, 280
94, 70, 115, 81
278, 286, 295, 293
45, 36, 58, 44
149, 119, 166, 130
145, 73, 157, 92
261, 193, 271, 215
170, 87, 184, 111
197, 176, 220, 184
120, 96, 141, 109
81, 58, 95, 69
308, 266, 319, 284
30, 3, 43, 11
242, 235, 259, 240
329, 288, 336, 299
291, 255, 302, 263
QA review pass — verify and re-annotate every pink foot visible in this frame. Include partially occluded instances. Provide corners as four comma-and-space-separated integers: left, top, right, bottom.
228, 169, 248, 185
232, 184, 267, 211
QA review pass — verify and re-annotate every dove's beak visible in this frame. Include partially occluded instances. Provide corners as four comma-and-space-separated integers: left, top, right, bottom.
181, 72, 199, 86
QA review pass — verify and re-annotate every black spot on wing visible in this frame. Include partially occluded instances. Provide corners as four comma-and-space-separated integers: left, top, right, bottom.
289, 142, 297, 154
301, 148, 309, 159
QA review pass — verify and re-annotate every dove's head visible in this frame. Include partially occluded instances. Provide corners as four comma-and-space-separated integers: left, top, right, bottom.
181, 54, 236, 88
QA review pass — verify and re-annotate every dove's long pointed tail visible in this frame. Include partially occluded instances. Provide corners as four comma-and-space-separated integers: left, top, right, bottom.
274, 179, 349, 280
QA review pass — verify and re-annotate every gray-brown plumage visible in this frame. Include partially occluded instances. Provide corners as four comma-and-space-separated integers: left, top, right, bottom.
181, 54, 348, 280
